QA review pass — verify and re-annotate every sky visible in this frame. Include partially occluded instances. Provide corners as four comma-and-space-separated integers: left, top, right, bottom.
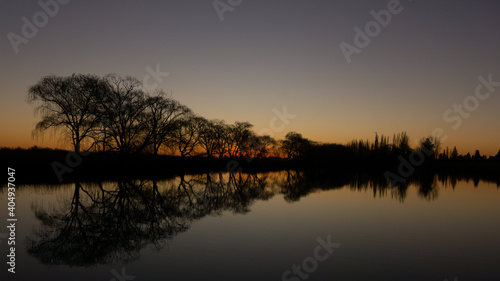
1, 0, 499, 155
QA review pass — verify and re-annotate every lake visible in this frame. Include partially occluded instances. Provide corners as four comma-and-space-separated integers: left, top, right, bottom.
1, 171, 499, 280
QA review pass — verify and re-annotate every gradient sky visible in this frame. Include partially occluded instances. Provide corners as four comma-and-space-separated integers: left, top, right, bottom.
1, 0, 499, 155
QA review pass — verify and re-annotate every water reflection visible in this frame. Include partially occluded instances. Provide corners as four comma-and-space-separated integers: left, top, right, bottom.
27, 172, 277, 267
26, 171, 500, 267
28, 180, 190, 266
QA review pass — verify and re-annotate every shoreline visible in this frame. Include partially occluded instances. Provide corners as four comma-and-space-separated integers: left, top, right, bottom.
1, 147, 499, 185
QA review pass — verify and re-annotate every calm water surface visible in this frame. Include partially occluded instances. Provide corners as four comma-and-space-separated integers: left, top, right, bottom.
1, 171, 499, 280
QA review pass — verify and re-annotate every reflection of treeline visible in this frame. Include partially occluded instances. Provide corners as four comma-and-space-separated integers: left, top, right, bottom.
29, 180, 190, 266
0, 146, 292, 183
279, 169, 500, 203
26, 171, 499, 266
27, 173, 276, 266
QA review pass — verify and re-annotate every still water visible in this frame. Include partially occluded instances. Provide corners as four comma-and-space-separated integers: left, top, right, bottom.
1, 171, 499, 281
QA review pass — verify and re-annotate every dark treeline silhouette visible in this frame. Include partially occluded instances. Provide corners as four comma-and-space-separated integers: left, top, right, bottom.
5, 73, 497, 183
28, 74, 499, 160
25, 170, 499, 267
301, 131, 500, 170
27, 73, 280, 157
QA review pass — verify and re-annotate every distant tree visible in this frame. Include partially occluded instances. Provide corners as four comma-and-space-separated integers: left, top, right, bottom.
451, 146, 459, 160
240, 135, 276, 158
438, 146, 449, 160
226, 121, 253, 157
464, 152, 471, 160
432, 136, 442, 156
212, 120, 229, 158
394, 131, 411, 155
419, 136, 441, 158
379, 134, 390, 155
281, 132, 310, 159
169, 114, 202, 157
99, 74, 148, 153
143, 92, 190, 155
373, 132, 379, 152
27, 74, 108, 152
473, 150, 482, 160
254, 135, 277, 157
197, 118, 223, 157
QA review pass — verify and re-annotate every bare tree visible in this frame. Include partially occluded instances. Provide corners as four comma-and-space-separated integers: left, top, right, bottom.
241, 135, 276, 158
450, 146, 459, 160
418, 136, 440, 158
225, 121, 253, 157
281, 132, 310, 159
27, 74, 108, 152
393, 131, 411, 155
100, 74, 148, 153
169, 114, 202, 157
211, 120, 229, 158
197, 118, 219, 157
143, 91, 191, 155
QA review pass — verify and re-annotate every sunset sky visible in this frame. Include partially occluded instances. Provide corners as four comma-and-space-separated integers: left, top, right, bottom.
1, 0, 499, 155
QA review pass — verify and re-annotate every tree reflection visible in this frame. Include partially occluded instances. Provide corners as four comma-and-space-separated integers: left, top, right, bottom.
416, 173, 439, 201
28, 173, 275, 267
27, 170, 495, 267
28, 181, 189, 266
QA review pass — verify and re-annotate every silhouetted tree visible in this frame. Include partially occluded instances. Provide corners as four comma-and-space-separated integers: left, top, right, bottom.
419, 136, 439, 159
197, 118, 223, 157
379, 134, 390, 155
473, 150, 482, 160
441, 146, 450, 160
30, 73, 495, 170
200, 120, 230, 158
99, 74, 148, 153
464, 152, 471, 160
27, 74, 108, 152
451, 146, 459, 160
169, 114, 202, 157
143, 92, 190, 155
281, 132, 310, 159
394, 131, 411, 155
226, 121, 253, 157
245, 135, 277, 158
494, 149, 500, 160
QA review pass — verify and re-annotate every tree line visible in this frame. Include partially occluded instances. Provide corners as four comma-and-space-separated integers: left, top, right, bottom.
27, 73, 499, 161
28, 74, 281, 157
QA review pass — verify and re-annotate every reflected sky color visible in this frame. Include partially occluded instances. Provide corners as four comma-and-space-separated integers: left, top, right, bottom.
1, 1, 500, 155
0, 171, 499, 280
